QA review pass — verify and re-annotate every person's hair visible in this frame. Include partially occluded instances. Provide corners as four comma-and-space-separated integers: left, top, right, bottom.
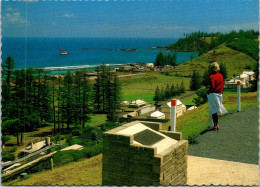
211, 62, 220, 73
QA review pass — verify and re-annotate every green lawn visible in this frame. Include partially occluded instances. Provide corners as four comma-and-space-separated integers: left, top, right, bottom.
84, 114, 107, 127
120, 72, 191, 103
181, 95, 197, 105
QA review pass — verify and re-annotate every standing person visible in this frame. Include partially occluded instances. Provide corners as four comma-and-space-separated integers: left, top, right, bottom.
207, 62, 227, 131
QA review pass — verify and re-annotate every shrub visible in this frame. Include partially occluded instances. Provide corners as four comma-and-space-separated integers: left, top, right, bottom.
53, 143, 103, 167
55, 134, 62, 141
72, 128, 81, 136
1, 136, 10, 145
65, 134, 74, 146
81, 126, 103, 141
10, 146, 18, 153
245, 65, 252, 70
193, 88, 208, 106
101, 121, 118, 132
188, 135, 198, 145
28, 159, 50, 173
91, 130, 98, 141
2, 151, 15, 162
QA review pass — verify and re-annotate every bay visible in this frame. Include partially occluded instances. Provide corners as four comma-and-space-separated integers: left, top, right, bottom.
2, 37, 198, 70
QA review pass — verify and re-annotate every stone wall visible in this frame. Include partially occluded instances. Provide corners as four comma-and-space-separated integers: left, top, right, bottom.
158, 140, 188, 185
102, 121, 188, 186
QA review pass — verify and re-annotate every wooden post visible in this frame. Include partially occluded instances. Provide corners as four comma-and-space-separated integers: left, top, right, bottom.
170, 99, 177, 132
237, 81, 241, 112
50, 156, 53, 171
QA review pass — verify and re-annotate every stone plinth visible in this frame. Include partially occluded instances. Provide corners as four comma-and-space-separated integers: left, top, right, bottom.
102, 121, 188, 186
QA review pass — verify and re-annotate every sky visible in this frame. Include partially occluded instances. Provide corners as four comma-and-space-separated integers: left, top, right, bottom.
2, 0, 259, 38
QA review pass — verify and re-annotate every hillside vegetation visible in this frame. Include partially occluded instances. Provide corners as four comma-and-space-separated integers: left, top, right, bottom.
226, 38, 259, 61
166, 30, 258, 55
2, 154, 103, 186
173, 44, 257, 78
3, 91, 257, 186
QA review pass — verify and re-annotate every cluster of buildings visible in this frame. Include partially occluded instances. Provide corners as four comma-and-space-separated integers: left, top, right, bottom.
115, 63, 175, 72
225, 71, 255, 88
121, 98, 196, 120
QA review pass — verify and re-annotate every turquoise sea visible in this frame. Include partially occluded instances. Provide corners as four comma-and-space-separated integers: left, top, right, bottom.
2, 37, 198, 71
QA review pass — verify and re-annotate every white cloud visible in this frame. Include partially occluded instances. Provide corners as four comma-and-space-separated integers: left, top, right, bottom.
3, 7, 29, 25
73, 23, 198, 38
209, 22, 258, 32
63, 13, 75, 18
6, 7, 15, 12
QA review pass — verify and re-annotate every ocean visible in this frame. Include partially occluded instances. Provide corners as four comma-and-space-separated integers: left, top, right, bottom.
2, 37, 198, 71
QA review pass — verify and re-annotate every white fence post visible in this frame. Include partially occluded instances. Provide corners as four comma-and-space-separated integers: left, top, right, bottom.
237, 81, 241, 112
170, 99, 177, 132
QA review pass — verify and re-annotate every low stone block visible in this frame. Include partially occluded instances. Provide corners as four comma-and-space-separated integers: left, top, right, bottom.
177, 163, 187, 173
141, 121, 162, 131
162, 151, 172, 163
163, 165, 175, 179
161, 158, 173, 172
159, 130, 182, 140
176, 155, 187, 168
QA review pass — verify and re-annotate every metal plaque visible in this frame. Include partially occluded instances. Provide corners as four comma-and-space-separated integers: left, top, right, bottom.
134, 129, 164, 146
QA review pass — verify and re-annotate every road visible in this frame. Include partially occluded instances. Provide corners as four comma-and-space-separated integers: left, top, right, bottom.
187, 105, 259, 185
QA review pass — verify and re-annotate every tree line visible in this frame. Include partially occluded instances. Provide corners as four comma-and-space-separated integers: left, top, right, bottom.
153, 81, 185, 103
2, 57, 121, 145
167, 30, 259, 55
154, 52, 177, 67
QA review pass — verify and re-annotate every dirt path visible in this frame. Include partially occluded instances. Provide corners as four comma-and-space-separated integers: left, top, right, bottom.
187, 105, 259, 185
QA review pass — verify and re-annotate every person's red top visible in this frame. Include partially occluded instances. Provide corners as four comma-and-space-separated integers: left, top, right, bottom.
209, 72, 224, 94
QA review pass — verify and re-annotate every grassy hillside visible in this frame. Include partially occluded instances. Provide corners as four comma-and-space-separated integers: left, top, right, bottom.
4, 91, 257, 186
174, 44, 257, 77
119, 41, 257, 103
2, 154, 103, 186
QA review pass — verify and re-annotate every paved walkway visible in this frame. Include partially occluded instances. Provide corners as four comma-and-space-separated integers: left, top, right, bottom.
187, 156, 259, 185
187, 105, 259, 185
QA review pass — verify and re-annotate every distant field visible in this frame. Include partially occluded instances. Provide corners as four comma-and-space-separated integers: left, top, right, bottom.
120, 72, 191, 103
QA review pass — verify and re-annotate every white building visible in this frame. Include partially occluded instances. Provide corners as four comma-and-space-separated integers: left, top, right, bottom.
161, 99, 186, 118
146, 63, 154, 68
226, 78, 247, 88
129, 99, 148, 108
243, 71, 255, 81
121, 101, 130, 106
148, 111, 165, 119
187, 106, 197, 111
